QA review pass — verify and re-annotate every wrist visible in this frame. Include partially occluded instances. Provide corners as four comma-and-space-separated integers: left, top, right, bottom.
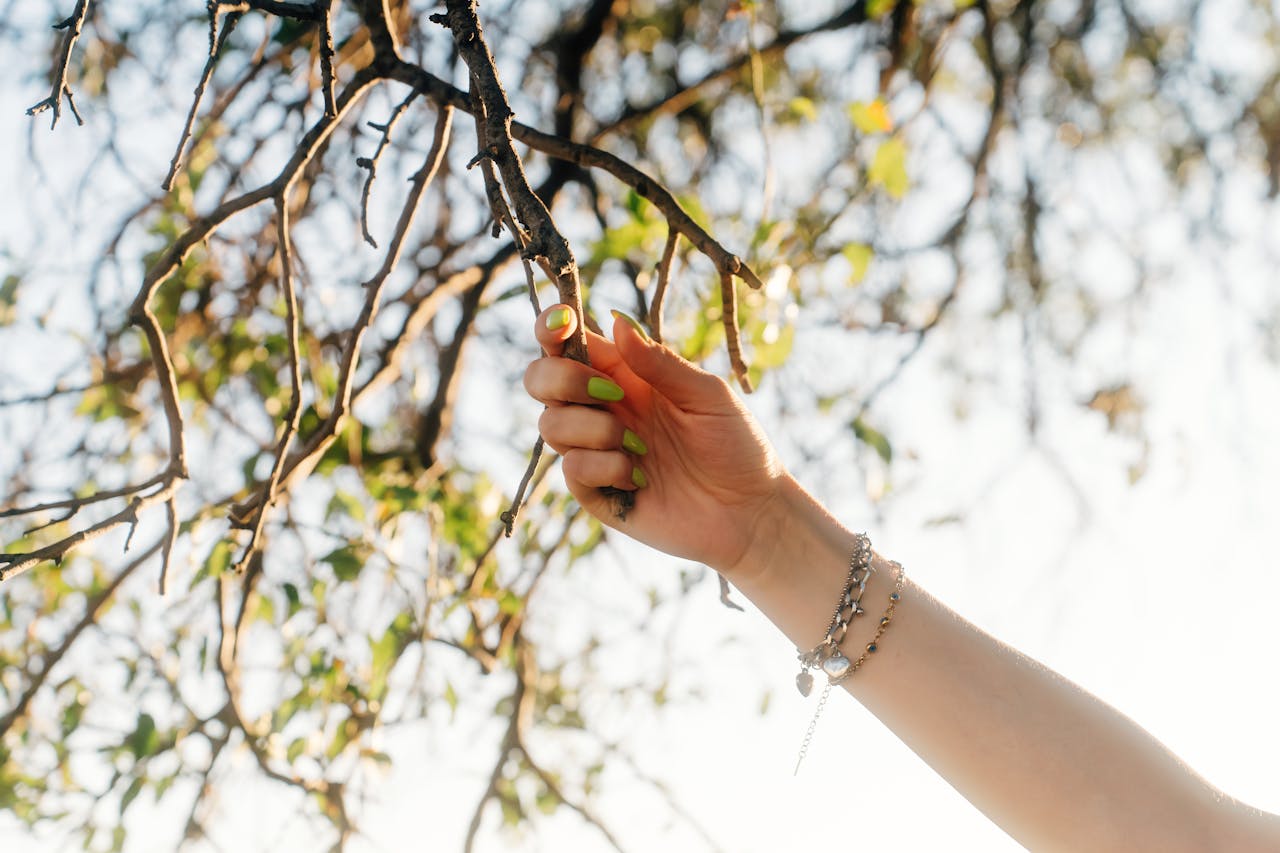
720, 475, 857, 593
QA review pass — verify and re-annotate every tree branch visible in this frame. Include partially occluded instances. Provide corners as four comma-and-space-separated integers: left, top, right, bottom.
719, 271, 752, 393
432, 0, 591, 363
25, 0, 91, 129
162, 3, 243, 191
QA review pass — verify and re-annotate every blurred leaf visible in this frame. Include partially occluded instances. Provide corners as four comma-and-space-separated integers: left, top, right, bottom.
851, 417, 893, 463
843, 243, 874, 284
849, 99, 893, 134
869, 138, 909, 198
321, 544, 368, 582
786, 96, 818, 122
127, 713, 159, 759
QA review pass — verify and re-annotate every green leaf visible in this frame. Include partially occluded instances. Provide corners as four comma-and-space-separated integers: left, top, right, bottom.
283, 582, 301, 616
128, 713, 159, 759
321, 545, 366, 582
0, 275, 20, 325
443, 681, 459, 723
327, 490, 365, 523
120, 777, 144, 815
869, 138, 909, 198
286, 738, 307, 762
868, 0, 897, 17
786, 96, 818, 122
851, 417, 893, 464
497, 590, 523, 616
624, 188, 650, 221
842, 243, 874, 284
194, 541, 231, 586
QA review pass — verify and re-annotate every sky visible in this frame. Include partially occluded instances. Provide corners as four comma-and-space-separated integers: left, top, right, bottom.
3, 1, 1280, 851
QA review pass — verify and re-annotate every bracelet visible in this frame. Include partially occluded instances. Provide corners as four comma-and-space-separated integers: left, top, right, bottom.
795, 532, 873, 697
793, 537, 905, 775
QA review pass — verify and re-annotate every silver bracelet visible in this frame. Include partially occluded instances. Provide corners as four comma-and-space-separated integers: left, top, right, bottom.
793, 535, 905, 775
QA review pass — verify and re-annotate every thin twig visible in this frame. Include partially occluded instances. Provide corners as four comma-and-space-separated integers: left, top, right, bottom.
649, 229, 678, 343
231, 194, 304, 573
162, 3, 243, 191
500, 438, 544, 536
589, 1, 870, 143
317, 0, 337, 118
159, 497, 178, 595
386, 59, 765, 293
357, 86, 420, 247
25, 0, 91, 129
430, 1, 591, 362
0, 482, 179, 583
719, 271, 752, 393
0, 471, 167, 518
229, 105, 454, 521
717, 573, 745, 611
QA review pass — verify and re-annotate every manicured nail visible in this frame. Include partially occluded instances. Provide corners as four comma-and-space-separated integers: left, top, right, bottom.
587, 376, 624, 402
631, 466, 648, 489
546, 307, 572, 331
622, 429, 648, 456
610, 309, 650, 341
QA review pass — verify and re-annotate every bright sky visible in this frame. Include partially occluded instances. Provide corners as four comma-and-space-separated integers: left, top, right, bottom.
3, 2, 1280, 851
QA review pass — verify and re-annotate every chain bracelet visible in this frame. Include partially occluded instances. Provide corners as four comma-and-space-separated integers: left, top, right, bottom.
793, 554, 906, 775
795, 533, 872, 691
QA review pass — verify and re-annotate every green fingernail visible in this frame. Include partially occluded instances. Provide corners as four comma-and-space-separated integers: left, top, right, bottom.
546, 308, 572, 330
631, 466, 648, 489
587, 376, 624, 402
622, 429, 648, 456
611, 309, 650, 341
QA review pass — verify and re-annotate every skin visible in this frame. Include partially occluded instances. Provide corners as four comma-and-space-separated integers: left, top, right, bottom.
524, 305, 1280, 852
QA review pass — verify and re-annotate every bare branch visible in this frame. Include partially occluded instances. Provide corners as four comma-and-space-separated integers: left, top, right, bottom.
717, 573, 745, 611
231, 195, 304, 573
649, 229, 678, 343
25, 0, 91, 129
589, 2, 870, 143
159, 497, 178, 595
215, 0, 321, 21
0, 481, 180, 583
357, 87, 420, 247
162, 4, 243, 191
499, 438, 544, 537
317, 0, 337, 118
230, 104, 454, 523
431, 1, 591, 363
0, 471, 167, 519
719, 271, 752, 393
384, 61, 767, 294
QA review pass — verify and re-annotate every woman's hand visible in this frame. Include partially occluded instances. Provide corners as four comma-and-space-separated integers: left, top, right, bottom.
522, 305, 787, 578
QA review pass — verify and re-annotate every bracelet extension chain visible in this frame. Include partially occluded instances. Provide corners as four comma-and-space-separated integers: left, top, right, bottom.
793, 534, 905, 775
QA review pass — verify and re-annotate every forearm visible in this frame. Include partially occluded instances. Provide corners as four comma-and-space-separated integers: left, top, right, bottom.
729, 475, 1273, 851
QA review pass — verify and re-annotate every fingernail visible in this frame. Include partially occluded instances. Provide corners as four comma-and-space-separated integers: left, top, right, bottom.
631, 466, 648, 489
546, 307, 572, 331
622, 429, 648, 455
611, 309, 650, 341
587, 377, 624, 402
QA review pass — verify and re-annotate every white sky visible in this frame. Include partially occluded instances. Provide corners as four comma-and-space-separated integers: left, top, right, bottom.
3, 2, 1280, 851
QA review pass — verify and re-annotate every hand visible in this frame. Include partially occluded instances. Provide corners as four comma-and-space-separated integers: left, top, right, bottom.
523, 305, 788, 578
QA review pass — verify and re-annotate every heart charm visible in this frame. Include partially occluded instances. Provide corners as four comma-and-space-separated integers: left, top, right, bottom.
796, 670, 814, 697
821, 653, 851, 680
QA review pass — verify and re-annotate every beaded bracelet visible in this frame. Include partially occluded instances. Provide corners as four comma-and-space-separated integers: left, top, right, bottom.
793, 537, 905, 775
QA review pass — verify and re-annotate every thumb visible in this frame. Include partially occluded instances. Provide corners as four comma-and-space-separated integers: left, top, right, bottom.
610, 310, 733, 412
